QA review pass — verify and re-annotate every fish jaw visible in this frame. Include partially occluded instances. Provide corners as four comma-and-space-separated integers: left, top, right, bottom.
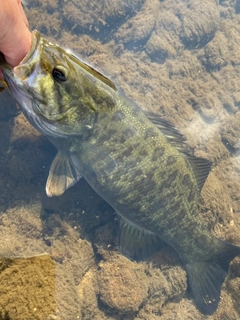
14, 30, 42, 83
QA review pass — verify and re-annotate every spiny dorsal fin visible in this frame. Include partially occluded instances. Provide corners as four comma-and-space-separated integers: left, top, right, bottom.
144, 110, 187, 151
144, 111, 211, 191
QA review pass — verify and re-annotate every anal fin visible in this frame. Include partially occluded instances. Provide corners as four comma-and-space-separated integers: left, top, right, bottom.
119, 215, 164, 261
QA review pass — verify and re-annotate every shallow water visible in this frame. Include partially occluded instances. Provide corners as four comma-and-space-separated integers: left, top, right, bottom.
1, 0, 240, 319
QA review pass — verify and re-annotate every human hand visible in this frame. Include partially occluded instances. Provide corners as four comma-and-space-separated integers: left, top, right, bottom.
0, 0, 32, 79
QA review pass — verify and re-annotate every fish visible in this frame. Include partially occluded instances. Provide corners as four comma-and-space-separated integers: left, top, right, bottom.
1, 30, 240, 315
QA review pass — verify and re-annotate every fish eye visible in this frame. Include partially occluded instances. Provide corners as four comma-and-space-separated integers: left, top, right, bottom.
52, 67, 67, 83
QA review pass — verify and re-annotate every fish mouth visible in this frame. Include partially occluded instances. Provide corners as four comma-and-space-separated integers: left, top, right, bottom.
33, 101, 75, 121
20, 30, 41, 65
14, 30, 42, 81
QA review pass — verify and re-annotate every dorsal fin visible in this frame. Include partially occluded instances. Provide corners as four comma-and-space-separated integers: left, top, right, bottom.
186, 155, 211, 192
144, 110, 187, 151
144, 111, 211, 191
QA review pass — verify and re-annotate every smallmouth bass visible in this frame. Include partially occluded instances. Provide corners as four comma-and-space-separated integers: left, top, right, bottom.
1, 30, 240, 315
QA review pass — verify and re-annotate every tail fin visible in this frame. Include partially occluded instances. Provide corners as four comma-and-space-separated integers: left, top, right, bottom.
185, 240, 240, 315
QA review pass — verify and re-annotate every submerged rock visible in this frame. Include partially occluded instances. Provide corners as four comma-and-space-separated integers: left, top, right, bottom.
98, 255, 148, 313
61, 0, 145, 41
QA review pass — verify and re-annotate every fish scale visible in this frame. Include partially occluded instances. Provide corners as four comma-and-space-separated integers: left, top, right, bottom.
1, 30, 240, 315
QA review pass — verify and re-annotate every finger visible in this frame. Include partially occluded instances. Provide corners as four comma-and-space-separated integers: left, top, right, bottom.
18, 1, 29, 27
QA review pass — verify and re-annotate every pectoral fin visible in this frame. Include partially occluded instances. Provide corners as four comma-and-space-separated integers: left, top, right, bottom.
46, 152, 82, 197
143, 111, 211, 192
119, 215, 164, 261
